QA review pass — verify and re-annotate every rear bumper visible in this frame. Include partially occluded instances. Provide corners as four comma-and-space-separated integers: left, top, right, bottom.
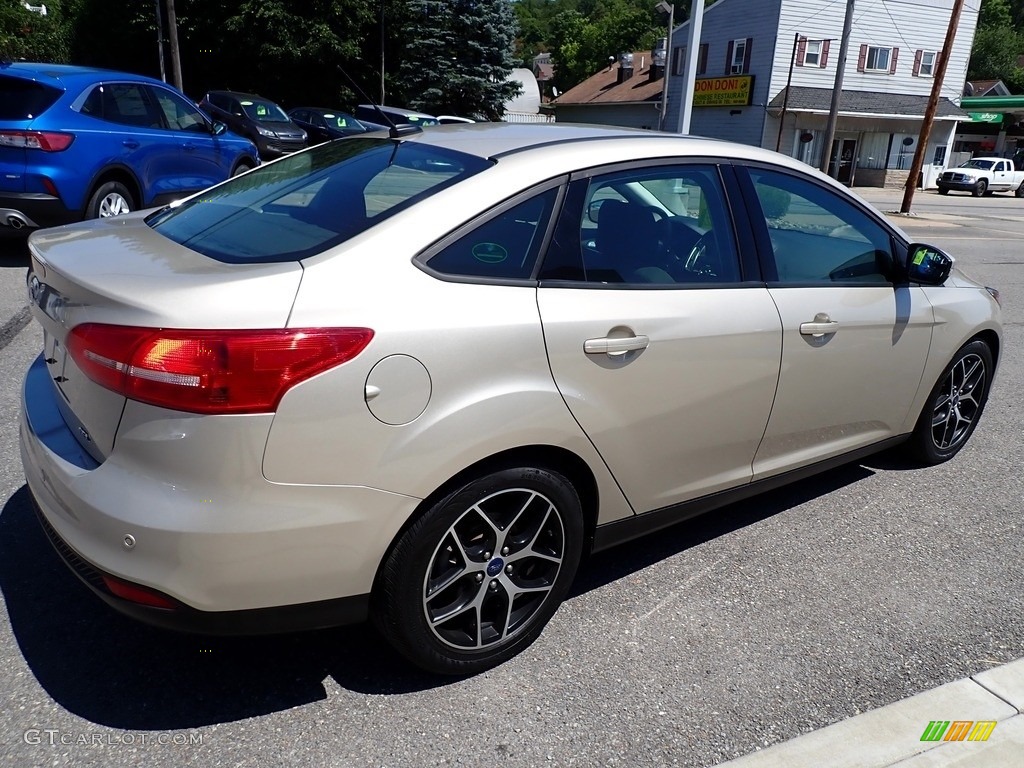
0, 192, 77, 230
20, 353, 420, 633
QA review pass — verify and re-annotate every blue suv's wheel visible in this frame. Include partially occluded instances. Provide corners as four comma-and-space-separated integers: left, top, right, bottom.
87, 181, 134, 219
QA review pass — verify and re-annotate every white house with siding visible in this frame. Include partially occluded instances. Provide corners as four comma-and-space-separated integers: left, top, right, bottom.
663, 0, 979, 187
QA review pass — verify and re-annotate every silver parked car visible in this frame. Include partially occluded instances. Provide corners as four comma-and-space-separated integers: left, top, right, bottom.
20, 124, 1001, 675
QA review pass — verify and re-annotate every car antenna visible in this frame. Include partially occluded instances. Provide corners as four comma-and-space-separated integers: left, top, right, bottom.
336, 66, 422, 140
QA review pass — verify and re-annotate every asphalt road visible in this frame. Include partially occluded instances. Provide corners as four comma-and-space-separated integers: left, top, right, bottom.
0, 189, 1021, 768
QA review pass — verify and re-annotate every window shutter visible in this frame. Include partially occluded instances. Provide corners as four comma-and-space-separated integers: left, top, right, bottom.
821, 40, 830, 68
796, 37, 806, 67
725, 40, 734, 74
913, 49, 922, 76
698, 43, 708, 75
743, 38, 752, 73
890, 47, 899, 74
673, 46, 685, 76
857, 44, 867, 72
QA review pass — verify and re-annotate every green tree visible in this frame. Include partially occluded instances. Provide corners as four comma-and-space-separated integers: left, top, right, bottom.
398, 0, 521, 119
1, 0, 73, 62
969, 0, 1024, 92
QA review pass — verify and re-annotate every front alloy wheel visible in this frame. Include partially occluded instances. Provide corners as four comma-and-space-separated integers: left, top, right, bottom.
909, 339, 993, 464
374, 467, 583, 675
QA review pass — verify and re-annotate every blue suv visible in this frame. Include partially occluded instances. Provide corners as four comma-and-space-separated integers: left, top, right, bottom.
0, 62, 258, 233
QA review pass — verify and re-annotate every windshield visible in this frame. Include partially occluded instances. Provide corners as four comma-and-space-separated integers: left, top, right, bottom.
148, 138, 492, 262
961, 159, 997, 170
240, 99, 290, 122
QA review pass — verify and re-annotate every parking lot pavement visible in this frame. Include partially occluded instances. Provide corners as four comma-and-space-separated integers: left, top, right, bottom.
718, 658, 1024, 768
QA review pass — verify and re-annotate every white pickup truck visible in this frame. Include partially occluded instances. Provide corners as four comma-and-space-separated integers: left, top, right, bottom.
936, 157, 1024, 197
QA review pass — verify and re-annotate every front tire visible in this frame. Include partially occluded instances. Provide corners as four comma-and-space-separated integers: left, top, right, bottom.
373, 466, 584, 675
231, 159, 255, 176
938, 187, 949, 196
973, 179, 987, 197
86, 181, 134, 219
908, 340, 993, 465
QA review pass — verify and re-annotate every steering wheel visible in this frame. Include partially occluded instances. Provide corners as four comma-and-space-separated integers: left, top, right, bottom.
683, 232, 715, 276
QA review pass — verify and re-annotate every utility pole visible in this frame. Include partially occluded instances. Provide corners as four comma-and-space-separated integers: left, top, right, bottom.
820, 0, 854, 175
155, 0, 166, 83
675, 0, 705, 134
901, 0, 965, 213
166, 0, 183, 91
776, 33, 799, 153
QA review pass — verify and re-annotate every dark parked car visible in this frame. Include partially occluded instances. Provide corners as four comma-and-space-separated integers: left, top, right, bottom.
0, 62, 258, 233
287, 108, 371, 144
199, 90, 306, 160
353, 104, 439, 128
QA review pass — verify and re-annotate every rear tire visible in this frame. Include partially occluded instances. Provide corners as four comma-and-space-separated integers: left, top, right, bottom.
1015, 183, 1024, 198
373, 466, 584, 675
86, 181, 134, 219
907, 340, 993, 465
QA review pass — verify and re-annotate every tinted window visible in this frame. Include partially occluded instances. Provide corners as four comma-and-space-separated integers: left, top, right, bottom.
151, 87, 207, 132
239, 98, 289, 122
0, 75, 62, 119
102, 83, 160, 128
747, 168, 892, 284
426, 189, 558, 280
148, 138, 492, 263
540, 164, 741, 285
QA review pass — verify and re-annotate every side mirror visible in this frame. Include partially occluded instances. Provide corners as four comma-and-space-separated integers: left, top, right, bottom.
587, 199, 604, 223
211, 121, 227, 136
906, 243, 953, 285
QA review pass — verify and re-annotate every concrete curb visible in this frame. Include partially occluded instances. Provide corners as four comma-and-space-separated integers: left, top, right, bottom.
716, 658, 1024, 768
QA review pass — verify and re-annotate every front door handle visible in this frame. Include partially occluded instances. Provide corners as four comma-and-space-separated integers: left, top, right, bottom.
799, 313, 839, 337
122, 140, 139, 149
584, 334, 650, 356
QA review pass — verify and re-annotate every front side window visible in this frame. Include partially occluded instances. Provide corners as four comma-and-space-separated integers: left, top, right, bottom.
151, 87, 207, 132
540, 165, 741, 285
148, 138, 492, 263
425, 189, 558, 280
746, 168, 893, 284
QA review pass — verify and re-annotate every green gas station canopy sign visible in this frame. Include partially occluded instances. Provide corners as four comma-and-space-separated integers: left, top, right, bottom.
968, 112, 1004, 123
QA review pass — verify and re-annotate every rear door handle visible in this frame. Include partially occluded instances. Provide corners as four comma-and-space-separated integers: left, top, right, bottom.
584, 334, 650, 356
799, 313, 839, 337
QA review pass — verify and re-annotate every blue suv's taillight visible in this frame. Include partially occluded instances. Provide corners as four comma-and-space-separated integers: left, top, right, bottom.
0, 130, 74, 151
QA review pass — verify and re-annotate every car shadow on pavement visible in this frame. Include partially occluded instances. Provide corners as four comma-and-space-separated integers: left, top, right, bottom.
571, 461, 875, 599
0, 463, 875, 729
0, 486, 457, 731
0, 236, 29, 267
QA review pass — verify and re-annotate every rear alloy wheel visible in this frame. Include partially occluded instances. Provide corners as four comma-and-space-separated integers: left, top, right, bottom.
374, 466, 584, 675
86, 181, 134, 219
909, 340, 993, 465
972, 179, 987, 197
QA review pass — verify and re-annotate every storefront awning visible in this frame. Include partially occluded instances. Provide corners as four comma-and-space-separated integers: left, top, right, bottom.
769, 87, 967, 121
960, 96, 1024, 112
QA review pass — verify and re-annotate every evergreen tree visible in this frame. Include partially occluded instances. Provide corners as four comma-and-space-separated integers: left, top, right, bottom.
398, 0, 521, 120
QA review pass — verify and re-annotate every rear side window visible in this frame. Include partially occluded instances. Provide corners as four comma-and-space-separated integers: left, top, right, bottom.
0, 76, 62, 119
148, 138, 492, 263
425, 189, 559, 280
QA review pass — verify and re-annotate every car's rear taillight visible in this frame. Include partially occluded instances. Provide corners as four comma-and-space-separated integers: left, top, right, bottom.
66, 324, 374, 414
0, 130, 74, 151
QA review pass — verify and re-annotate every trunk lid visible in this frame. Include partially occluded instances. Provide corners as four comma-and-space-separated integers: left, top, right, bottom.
27, 214, 304, 461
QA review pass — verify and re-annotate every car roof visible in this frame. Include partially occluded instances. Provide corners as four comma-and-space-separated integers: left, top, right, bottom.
208, 90, 280, 103
358, 104, 437, 118
0, 61, 165, 89
384, 122, 834, 184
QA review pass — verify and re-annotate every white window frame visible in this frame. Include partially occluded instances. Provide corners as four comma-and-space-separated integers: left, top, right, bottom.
865, 46, 892, 73
802, 40, 823, 67
919, 51, 936, 77
731, 38, 747, 74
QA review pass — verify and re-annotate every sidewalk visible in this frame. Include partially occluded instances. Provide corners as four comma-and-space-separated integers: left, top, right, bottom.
715, 659, 1024, 767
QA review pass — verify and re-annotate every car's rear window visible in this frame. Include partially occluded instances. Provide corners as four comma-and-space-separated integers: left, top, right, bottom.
0, 76, 62, 119
147, 138, 493, 263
